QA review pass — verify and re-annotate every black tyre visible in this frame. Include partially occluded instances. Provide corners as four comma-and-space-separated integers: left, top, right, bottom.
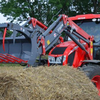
80, 64, 100, 95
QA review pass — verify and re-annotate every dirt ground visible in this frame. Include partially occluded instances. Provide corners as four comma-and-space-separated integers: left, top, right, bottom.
0, 65, 100, 100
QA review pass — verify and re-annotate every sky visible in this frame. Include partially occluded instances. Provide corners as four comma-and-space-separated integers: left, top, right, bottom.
0, 13, 9, 23
0, 13, 26, 25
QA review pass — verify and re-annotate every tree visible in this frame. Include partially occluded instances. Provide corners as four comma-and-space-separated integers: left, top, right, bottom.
48, 0, 73, 16
91, 0, 100, 13
0, 0, 50, 24
72, 0, 100, 14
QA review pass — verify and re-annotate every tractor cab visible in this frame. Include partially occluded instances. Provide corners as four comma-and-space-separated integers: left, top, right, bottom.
73, 18, 100, 42
72, 16, 100, 60
69, 14, 100, 43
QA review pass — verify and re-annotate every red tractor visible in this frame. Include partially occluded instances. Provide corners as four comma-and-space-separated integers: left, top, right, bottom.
0, 14, 100, 95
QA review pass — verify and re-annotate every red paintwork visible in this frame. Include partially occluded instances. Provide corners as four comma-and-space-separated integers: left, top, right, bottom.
92, 75, 100, 96
31, 18, 37, 28
62, 14, 68, 25
59, 37, 64, 43
31, 18, 52, 33
69, 14, 100, 20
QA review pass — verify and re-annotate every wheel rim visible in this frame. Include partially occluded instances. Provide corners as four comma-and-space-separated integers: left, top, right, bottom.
92, 75, 100, 96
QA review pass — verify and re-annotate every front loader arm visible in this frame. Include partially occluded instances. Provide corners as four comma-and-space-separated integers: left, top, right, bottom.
27, 14, 69, 66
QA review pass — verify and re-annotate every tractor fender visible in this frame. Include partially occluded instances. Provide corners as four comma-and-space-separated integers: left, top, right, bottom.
82, 60, 100, 65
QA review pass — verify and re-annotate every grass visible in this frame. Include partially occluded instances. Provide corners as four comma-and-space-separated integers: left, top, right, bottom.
0, 63, 21, 67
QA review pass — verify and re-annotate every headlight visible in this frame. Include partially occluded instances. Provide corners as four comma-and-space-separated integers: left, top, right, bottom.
48, 56, 63, 64
48, 56, 55, 63
56, 56, 62, 63
63, 55, 66, 62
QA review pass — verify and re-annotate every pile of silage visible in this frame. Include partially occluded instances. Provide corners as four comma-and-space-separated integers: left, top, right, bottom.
0, 66, 100, 100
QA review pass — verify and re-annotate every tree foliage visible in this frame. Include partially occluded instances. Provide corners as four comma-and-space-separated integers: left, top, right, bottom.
0, 0, 50, 24
0, 0, 100, 25
73, 0, 100, 14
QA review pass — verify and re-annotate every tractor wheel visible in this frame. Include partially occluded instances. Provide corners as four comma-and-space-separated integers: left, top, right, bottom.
80, 64, 100, 96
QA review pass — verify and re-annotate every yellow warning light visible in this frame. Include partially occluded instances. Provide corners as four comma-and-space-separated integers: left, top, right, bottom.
47, 40, 50, 45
